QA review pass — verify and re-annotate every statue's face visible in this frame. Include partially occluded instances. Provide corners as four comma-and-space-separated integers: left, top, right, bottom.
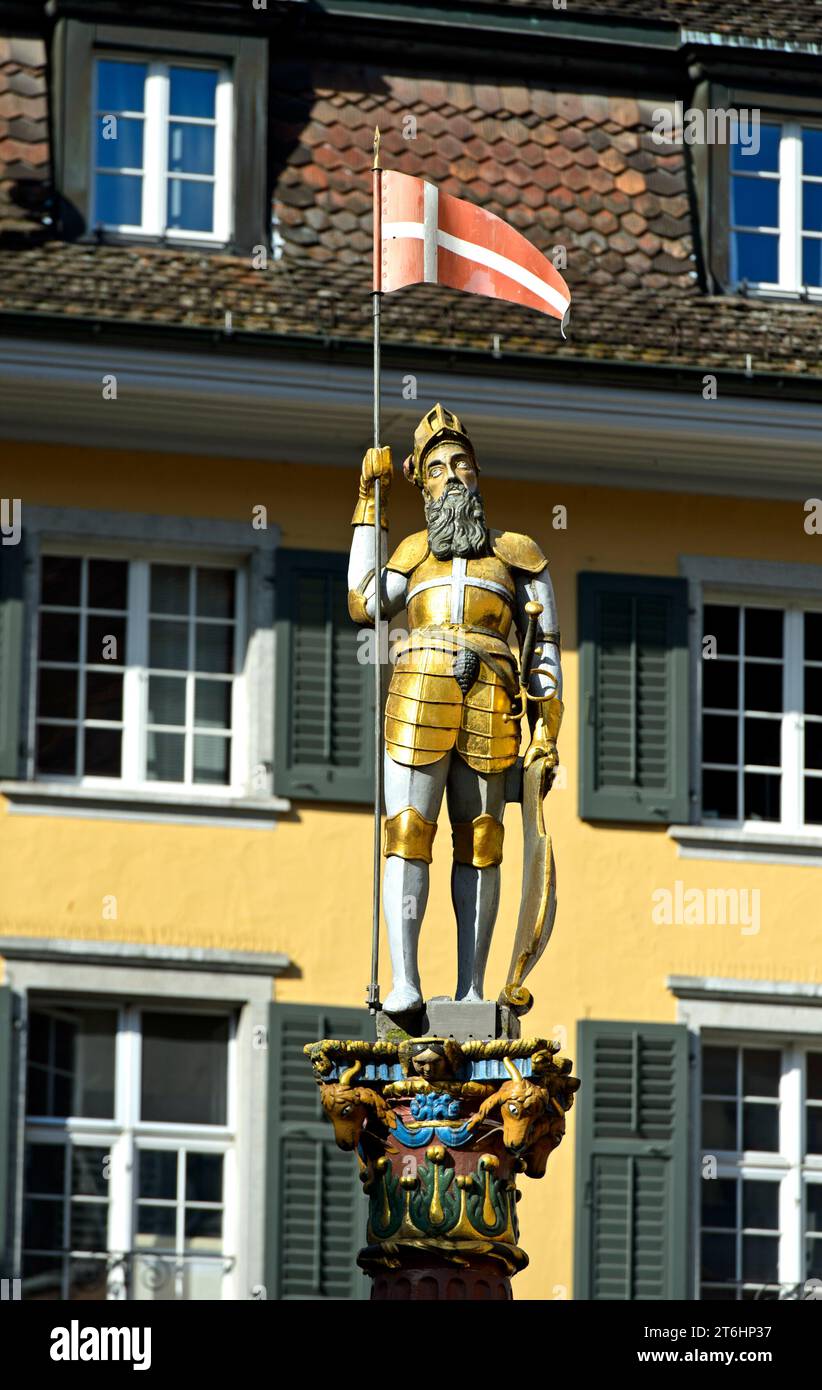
423, 441, 478, 500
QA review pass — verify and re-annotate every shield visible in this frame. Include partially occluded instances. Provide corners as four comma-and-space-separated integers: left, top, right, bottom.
499, 756, 556, 1015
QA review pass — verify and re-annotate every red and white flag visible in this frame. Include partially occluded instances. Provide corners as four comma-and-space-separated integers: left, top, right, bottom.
376, 169, 570, 325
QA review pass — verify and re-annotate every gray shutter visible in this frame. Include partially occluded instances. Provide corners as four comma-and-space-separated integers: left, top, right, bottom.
0, 987, 16, 1273
0, 539, 24, 779
265, 1001, 374, 1301
578, 572, 689, 823
574, 1020, 690, 1301
274, 550, 375, 803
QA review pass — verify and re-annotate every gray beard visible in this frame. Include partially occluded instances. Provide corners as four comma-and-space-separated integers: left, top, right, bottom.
425, 484, 489, 560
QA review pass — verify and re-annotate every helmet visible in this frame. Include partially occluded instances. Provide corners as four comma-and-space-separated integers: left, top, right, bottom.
402, 403, 477, 489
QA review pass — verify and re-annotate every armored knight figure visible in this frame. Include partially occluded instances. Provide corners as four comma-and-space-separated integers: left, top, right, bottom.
348, 404, 563, 1014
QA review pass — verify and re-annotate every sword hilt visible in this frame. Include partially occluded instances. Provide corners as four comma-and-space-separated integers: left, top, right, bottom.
519, 600, 543, 692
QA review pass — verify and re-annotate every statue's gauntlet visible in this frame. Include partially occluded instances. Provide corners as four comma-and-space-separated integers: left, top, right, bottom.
523, 696, 564, 772
351, 446, 392, 529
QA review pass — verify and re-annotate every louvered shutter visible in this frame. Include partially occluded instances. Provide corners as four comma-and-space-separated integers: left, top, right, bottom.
274, 550, 375, 803
574, 1020, 690, 1301
578, 572, 689, 823
265, 1002, 374, 1301
0, 539, 24, 779
0, 988, 16, 1271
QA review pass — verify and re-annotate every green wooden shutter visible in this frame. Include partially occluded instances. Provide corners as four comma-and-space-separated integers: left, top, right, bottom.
0, 987, 15, 1273
0, 540, 24, 779
274, 550, 375, 803
578, 572, 689, 823
574, 1020, 690, 1301
265, 1001, 374, 1301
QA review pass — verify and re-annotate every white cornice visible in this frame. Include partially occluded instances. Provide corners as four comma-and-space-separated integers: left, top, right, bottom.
1, 336, 820, 499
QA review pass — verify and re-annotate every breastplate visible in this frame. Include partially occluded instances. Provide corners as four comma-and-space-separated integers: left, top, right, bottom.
405, 554, 515, 638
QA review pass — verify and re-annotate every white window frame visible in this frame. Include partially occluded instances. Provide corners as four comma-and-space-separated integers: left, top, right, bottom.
91, 52, 233, 244
34, 543, 249, 799
23, 998, 238, 1302
730, 119, 822, 295
696, 1035, 822, 1300
698, 589, 822, 836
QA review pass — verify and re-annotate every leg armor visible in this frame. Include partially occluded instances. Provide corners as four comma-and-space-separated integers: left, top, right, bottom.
451, 813, 504, 868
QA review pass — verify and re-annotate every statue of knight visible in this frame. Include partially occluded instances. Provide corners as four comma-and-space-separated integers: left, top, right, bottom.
348, 403, 563, 1015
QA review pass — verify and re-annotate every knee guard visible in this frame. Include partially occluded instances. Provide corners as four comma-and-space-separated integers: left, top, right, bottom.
383, 807, 438, 864
451, 813, 504, 868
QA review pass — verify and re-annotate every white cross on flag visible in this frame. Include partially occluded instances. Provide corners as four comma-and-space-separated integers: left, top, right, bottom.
376, 169, 571, 326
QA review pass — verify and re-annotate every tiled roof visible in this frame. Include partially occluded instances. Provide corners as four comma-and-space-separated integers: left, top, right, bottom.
0, 36, 49, 244
473, 0, 822, 48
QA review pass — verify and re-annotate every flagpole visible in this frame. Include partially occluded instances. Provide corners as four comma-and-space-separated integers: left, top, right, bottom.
367, 126, 382, 1012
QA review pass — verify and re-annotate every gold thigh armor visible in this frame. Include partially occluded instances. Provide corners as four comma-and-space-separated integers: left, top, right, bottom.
385, 641, 520, 774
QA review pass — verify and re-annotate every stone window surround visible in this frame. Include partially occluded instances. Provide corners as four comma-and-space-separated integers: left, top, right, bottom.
1, 504, 290, 827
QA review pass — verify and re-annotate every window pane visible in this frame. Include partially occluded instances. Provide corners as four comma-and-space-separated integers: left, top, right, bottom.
702, 1176, 736, 1226
702, 769, 737, 820
805, 777, 822, 825
703, 605, 739, 656
703, 659, 738, 710
150, 620, 188, 670
151, 565, 190, 615
167, 178, 214, 234
168, 122, 215, 175
731, 175, 778, 228
744, 717, 780, 767
702, 1098, 737, 1149
744, 608, 783, 659
148, 675, 186, 726
807, 1184, 822, 1230
805, 724, 822, 770
39, 611, 79, 662
803, 127, 822, 176
805, 612, 822, 661
86, 614, 125, 666
703, 1046, 738, 1095
38, 667, 78, 719
731, 230, 778, 284
136, 1205, 176, 1242
743, 1049, 780, 1097
36, 724, 76, 776
146, 730, 185, 782
184, 1207, 222, 1246
743, 1102, 779, 1151
744, 663, 782, 712
807, 1237, 822, 1278
85, 671, 123, 721
193, 734, 230, 785
186, 1153, 223, 1203
803, 237, 822, 288
138, 1150, 178, 1201
24, 1197, 62, 1251
87, 559, 128, 611
41, 556, 81, 607
195, 624, 233, 674
742, 1234, 778, 1283
808, 1054, 822, 1101
95, 172, 143, 227
83, 727, 122, 778
807, 1106, 822, 1154
96, 59, 146, 113
803, 182, 822, 233
194, 680, 231, 729
196, 569, 235, 619
806, 667, 822, 716
25, 1007, 115, 1119
69, 1259, 108, 1300
140, 1013, 229, 1125
169, 66, 217, 119
72, 1147, 109, 1199
95, 115, 143, 170
702, 713, 737, 765
744, 772, 781, 821
26, 1144, 65, 1197
743, 1180, 779, 1230
701, 1231, 735, 1281
731, 124, 780, 173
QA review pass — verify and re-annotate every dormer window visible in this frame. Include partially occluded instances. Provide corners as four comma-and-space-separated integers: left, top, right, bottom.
730, 121, 822, 293
92, 56, 232, 242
